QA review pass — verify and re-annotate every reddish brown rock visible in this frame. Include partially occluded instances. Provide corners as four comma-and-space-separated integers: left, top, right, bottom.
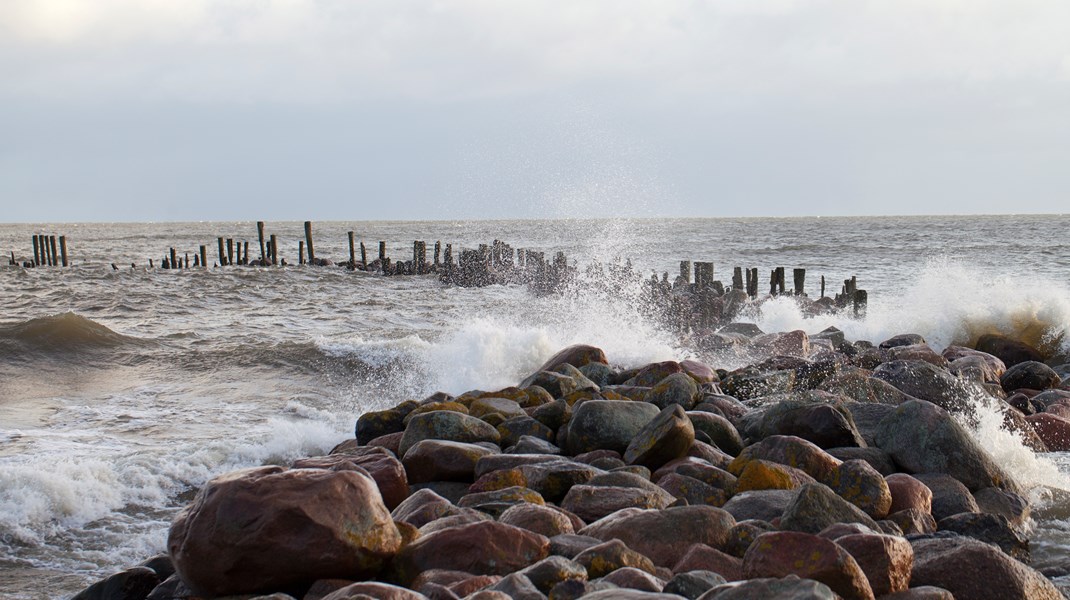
399, 410, 501, 458
402, 439, 497, 484
391, 488, 462, 528
389, 521, 550, 585
742, 531, 874, 600
579, 505, 736, 568
367, 431, 404, 455
624, 361, 684, 387
752, 330, 810, 358
835, 533, 914, 596
167, 466, 402, 598
574, 538, 658, 578
680, 359, 719, 384
303, 447, 409, 510
1026, 412, 1070, 451
657, 472, 729, 507
887, 508, 937, 535
534, 344, 608, 373
912, 536, 1063, 600
886, 473, 933, 515
975, 334, 1044, 368
827, 459, 892, 519
671, 544, 742, 581
561, 484, 674, 523
623, 404, 695, 469
320, 582, 427, 600
729, 435, 842, 484
499, 503, 576, 537
602, 567, 666, 592
564, 400, 661, 455
735, 459, 816, 492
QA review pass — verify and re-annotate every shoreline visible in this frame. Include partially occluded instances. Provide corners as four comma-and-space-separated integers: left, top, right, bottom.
68, 326, 1070, 599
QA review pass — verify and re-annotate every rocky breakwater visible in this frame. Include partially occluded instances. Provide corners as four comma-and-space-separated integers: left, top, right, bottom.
74, 331, 1070, 600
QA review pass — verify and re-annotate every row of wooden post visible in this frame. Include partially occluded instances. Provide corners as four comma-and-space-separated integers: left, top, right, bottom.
8, 234, 69, 268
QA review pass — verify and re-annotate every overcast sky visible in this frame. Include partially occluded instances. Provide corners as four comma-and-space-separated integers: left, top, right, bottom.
2, 1, 1069, 222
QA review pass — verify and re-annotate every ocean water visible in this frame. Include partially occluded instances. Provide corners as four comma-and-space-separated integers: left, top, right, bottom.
2, 215, 1070, 599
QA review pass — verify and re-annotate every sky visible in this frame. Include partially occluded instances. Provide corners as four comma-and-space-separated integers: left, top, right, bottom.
2, 0, 1069, 222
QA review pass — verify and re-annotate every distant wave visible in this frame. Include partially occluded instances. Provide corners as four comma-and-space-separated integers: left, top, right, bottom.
0, 313, 148, 358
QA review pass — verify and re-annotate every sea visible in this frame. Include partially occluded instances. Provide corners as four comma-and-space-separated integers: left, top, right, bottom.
2, 215, 1070, 599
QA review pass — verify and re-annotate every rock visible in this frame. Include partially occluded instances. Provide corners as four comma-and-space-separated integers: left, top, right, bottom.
303, 579, 356, 600
485, 573, 544, 600
827, 459, 892, 519
949, 354, 1007, 384
655, 460, 737, 496
672, 544, 742, 581
574, 538, 658, 578
819, 369, 917, 405
700, 575, 838, 599
390, 521, 549, 585
499, 417, 556, 449
887, 343, 948, 368
879, 587, 954, 599
880, 334, 926, 349
664, 571, 727, 600
416, 509, 493, 536
742, 531, 874, 600
579, 590, 682, 600
827, 447, 896, 476
688, 441, 734, 469
580, 505, 737, 568
911, 535, 1063, 600
973, 487, 1031, 528
744, 399, 867, 449
842, 402, 897, 446
721, 489, 795, 522
885, 473, 933, 515
735, 459, 816, 492
516, 555, 587, 594
458, 486, 545, 517
873, 400, 1020, 493
1025, 412, 1070, 451
314, 447, 410, 510
752, 330, 810, 358
561, 484, 675, 523
681, 360, 719, 384
871, 360, 974, 413
508, 435, 562, 455
167, 466, 402, 598
549, 533, 602, 559
724, 520, 777, 558
499, 503, 576, 538
402, 440, 498, 484
580, 362, 614, 388
937, 512, 1030, 561
530, 399, 572, 432
320, 582, 427, 600
405, 401, 470, 424
602, 567, 666, 592
976, 334, 1044, 368
392, 488, 462, 528
729, 435, 842, 484
470, 397, 527, 420
646, 372, 701, 411
623, 404, 696, 469
474, 454, 565, 479
834, 533, 913, 596
399, 411, 501, 458
356, 404, 415, 444
367, 432, 405, 455
695, 394, 749, 424
624, 361, 684, 387
686, 412, 744, 457
71, 567, 159, 600
779, 483, 880, 534
1002, 361, 1062, 392
513, 460, 604, 503
886, 508, 937, 535
657, 473, 729, 507
563, 400, 660, 455
911, 473, 979, 520
535, 345, 608, 373
720, 367, 796, 400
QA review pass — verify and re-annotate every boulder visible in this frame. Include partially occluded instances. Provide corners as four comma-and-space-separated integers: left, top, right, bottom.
402, 440, 497, 484
871, 360, 973, 413
752, 330, 811, 358
729, 435, 842, 484
742, 531, 874, 600
580, 505, 736, 568
873, 400, 1020, 493
911, 473, 979, 520
647, 372, 701, 410
458, 486, 545, 517
879, 587, 954, 599
885, 473, 933, 515
743, 400, 867, 449
624, 361, 684, 387
880, 334, 926, 349
700, 575, 838, 599
663, 571, 727, 600
549, 533, 603, 559
530, 399, 572, 431
623, 404, 696, 469
724, 520, 777, 558
398, 411, 501, 458
886, 508, 937, 535
819, 370, 917, 406
602, 567, 667, 592
294, 450, 410, 511
779, 483, 880, 534
499, 503, 576, 538
655, 460, 737, 497
355, 403, 415, 444
975, 334, 1044, 368
680, 360, 719, 384
563, 400, 660, 455
167, 466, 402, 598
827, 459, 892, 519
949, 354, 1006, 384
671, 544, 742, 581
721, 489, 795, 523
826, 447, 896, 476
508, 435, 561, 455
886, 343, 948, 368
911, 535, 1063, 600
1025, 412, 1070, 451
391, 488, 462, 528
657, 473, 729, 507
834, 533, 913, 596
535, 345, 608, 373
720, 367, 796, 400
937, 512, 1030, 562
561, 484, 675, 523
320, 582, 427, 600
389, 521, 549, 585
1002, 361, 1062, 392
499, 416, 556, 448
469, 397, 527, 420
686, 412, 744, 457
735, 459, 816, 492
485, 573, 544, 600
574, 538, 658, 578
71, 567, 159, 600
517, 555, 588, 594
973, 487, 1031, 528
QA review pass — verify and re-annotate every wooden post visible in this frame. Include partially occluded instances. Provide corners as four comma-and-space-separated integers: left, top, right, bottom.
378, 241, 386, 271
415, 241, 427, 273
299, 241, 305, 265
348, 231, 356, 268
695, 262, 714, 289
269, 235, 278, 265
242, 241, 249, 265
170, 248, 178, 270
257, 221, 266, 265
199, 245, 207, 269
304, 221, 315, 264
821, 275, 826, 298
679, 261, 691, 285
776, 267, 786, 295
360, 241, 367, 269
9, 251, 14, 266
194, 254, 200, 267
59, 236, 68, 267
854, 289, 868, 317
32, 235, 40, 266
732, 267, 743, 291
226, 238, 234, 266
444, 243, 453, 265
49, 236, 58, 266
434, 241, 441, 267
770, 270, 778, 296
793, 268, 805, 296
184, 252, 190, 269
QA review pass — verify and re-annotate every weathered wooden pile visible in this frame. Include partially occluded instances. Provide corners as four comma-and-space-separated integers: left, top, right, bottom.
7, 233, 69, 268
72, 331, 1070, 600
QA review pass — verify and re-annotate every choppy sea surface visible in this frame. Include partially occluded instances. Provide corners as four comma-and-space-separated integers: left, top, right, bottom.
2, 216, 1070, 599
